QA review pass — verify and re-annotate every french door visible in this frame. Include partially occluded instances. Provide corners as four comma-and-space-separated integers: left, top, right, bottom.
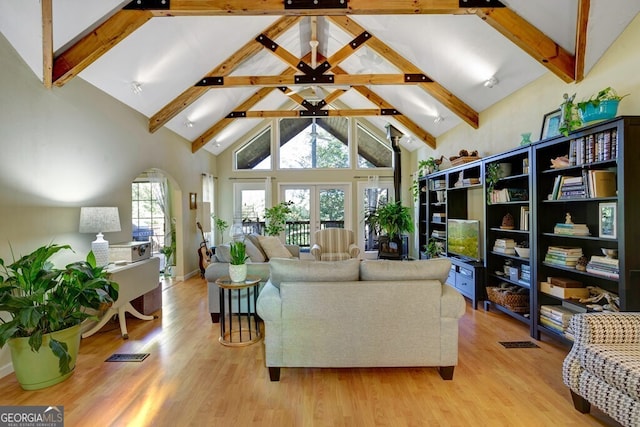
279, 184, 350, 249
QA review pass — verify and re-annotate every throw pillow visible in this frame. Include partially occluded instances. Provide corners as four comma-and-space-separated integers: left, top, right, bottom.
359, 258, 451, 283
245, 233, 267, 260
243, 238, 266, 262
269, 258, 360, 289
257, 236, 292, 260
215, 244, 231, 263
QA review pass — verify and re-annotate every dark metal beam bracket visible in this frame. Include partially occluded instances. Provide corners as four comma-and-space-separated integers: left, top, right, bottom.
381, 109, 401, 116
295, 74, 335, 84
195, 77, 224, 86
124, 0, 170, 9
404, 73, 432, 83
226, 111, 247, 118
284, 0, 348, 10
459, 0, 505, 7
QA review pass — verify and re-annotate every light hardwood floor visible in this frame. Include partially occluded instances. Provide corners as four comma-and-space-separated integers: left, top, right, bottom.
0, 275, 619, 427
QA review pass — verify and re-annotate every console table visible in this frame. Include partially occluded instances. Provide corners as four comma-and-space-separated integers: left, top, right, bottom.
82, 256, 161, 339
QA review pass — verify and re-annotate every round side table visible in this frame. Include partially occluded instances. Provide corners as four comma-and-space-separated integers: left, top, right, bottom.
215, 275, 262, 347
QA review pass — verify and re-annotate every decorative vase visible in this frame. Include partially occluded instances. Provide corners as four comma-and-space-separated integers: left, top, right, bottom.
229, 264, 247, 282
520, 132, 532, 146
8, 324, 81, 390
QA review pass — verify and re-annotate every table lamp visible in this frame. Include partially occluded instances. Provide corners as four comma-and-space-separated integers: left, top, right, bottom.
79, 207, 121, 266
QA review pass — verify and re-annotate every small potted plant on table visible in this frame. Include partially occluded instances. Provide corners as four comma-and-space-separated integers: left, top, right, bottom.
228, 241, 249, 282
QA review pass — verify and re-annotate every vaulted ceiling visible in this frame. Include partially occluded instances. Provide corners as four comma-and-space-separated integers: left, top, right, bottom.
1, 1, 638, 154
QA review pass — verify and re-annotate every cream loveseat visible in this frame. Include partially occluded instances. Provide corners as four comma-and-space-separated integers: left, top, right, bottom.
257, 257, 466, 381
205, 234, 299, 323
562, 312, 640, 427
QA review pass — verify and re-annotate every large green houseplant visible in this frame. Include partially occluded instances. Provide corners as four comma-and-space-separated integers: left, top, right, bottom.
367, 201, 414, 259
264, 201, 293, 237
0, 244, 119, 389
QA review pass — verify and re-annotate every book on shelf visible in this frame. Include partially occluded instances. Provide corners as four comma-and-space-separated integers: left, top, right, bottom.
547, 277, 583, 288
494, 238, 515, 248
588, 255, 619, 267
585, 267, 619, 279
590, 170, 617, 198
540, 305, 577, 325
562, 299, 588, 313
519, 206, 530, 231
493, 246, 516, 255
553, 223, 590, 236
569, 129, 618, 166
431, 180, 446, 190
539, 315, 567, 333
431, 230, 446, 238
547, 246, 583, 255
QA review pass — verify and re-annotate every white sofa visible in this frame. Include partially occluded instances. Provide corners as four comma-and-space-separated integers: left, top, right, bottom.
205, 235, 299, 322
257, 258, 466, 381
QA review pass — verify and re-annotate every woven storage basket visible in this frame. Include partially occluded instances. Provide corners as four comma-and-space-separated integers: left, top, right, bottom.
486, 286, 529, 313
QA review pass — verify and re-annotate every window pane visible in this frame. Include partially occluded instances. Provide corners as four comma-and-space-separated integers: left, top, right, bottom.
356, 123, 392, 168
235, 127, 271, 170
279, 118, 349, 169
363, 187, 389, 251
240, 189, 265, 234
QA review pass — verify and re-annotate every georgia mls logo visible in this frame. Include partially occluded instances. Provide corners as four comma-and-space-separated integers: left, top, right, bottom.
0, 405, 64, 427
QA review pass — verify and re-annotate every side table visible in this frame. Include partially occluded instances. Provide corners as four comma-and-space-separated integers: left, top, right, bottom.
215, 275, 262, 347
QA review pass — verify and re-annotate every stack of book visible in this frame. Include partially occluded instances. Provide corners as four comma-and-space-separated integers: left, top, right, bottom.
432, 212, 446, 223
519, 206, 530, 231
586, 255, 620, 279
493, 238, 516, 255
544, 246, 583, 268
540, 305, 578, 339
553, 222, 590, 236
431, 230, 446, 239
489, 188, 529, 204
568, 129, 618, 166
455, 177, 481, 187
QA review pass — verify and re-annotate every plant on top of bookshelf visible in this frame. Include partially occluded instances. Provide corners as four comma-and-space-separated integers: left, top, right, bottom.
577, 87, 629, 124
558, 93, 582, 137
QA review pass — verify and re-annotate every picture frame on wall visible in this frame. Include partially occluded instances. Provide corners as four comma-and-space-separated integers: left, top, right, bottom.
189, 193, 197, 210
598, 202, 617, 239
540, 109, 562, 140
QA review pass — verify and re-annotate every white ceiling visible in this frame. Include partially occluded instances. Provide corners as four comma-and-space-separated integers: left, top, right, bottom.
1, 1, 638, 155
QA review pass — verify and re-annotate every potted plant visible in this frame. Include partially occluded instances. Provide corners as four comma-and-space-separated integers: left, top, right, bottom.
369, 201, 414, 259
228, 241, 249, 282
577, 87, 629, 124
423, 238, 443, 259
0, 244, 119, 390
211, 214, 229, 244
264, 201, 293, 237
411, 158, 439, 202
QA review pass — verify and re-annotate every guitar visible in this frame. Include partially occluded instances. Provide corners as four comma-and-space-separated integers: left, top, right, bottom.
196, 221, 212, 278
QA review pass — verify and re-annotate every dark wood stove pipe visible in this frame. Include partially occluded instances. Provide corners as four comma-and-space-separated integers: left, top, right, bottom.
386, 124, 405, 202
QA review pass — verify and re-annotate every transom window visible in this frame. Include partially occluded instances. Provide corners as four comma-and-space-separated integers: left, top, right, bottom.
356, 122, 393, 168
235, 127, 271, 170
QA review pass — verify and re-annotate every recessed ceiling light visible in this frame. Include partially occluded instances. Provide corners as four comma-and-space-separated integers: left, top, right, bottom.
184, 120, 194, 128
484, 76, 499, 88
434, 115, 444, 124
131, 81, 142, 94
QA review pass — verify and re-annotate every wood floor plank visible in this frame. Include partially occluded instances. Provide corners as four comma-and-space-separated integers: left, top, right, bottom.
0, 275, 620, 426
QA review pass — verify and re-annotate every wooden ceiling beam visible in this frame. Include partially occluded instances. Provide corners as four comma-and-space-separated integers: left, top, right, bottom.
41, 0, 53, 89
150, 16, 301, 133
52, 10, 153, 87
201, 74, 429, 87
329, 16, 478, 130
140, 0, 499, 16
191, 54, 314, 153
225, 109, 401, 118
474, 8, 576, 83
574, 0, 590, 83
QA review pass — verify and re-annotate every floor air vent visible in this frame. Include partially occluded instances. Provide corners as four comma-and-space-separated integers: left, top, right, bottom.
499, 341, 540, 349
105, 353, 150, 362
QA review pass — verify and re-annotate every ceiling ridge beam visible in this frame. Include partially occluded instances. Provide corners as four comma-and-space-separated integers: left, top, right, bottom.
140, 0, 497, 16
195, 74, 430, 87
574, 0, 590, 83
41, 0, 53, 89
52, 10, 153, 87
328, 16, 479, 130
221, 109, 401, 118
474, 8, 576, 83
149, 16, 301, 133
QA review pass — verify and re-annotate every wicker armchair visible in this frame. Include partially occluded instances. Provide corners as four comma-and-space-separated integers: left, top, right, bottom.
562, 312, 640, 427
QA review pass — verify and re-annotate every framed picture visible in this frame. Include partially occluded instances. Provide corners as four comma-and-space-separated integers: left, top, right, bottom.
540, 109, 562, 140
599, 202, 617, 239
189, 193, 197, 210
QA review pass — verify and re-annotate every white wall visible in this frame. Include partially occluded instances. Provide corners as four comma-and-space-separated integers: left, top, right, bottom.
416, 13, 640, 163
0, 32, 216, 376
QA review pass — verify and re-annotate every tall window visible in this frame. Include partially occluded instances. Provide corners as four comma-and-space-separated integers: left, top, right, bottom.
233, 183, 266, 235
131, 180, 166, 251
279, 117, 349, 169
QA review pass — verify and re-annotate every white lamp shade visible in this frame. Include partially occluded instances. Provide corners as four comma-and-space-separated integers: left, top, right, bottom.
79, 207, 121, 233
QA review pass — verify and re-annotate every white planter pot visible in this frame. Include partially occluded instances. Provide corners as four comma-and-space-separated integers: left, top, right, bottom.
228, 264, 247, 282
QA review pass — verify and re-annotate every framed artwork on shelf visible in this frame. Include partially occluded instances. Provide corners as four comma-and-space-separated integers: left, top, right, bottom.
189, 193, 197, 210
598, 202, 617, 239
540, 109, 562, 140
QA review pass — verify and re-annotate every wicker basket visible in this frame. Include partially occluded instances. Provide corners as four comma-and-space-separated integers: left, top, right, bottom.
486, 286, 529, 313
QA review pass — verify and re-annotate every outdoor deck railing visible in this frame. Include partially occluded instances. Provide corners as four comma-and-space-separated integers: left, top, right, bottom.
241, 220, 344, 248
